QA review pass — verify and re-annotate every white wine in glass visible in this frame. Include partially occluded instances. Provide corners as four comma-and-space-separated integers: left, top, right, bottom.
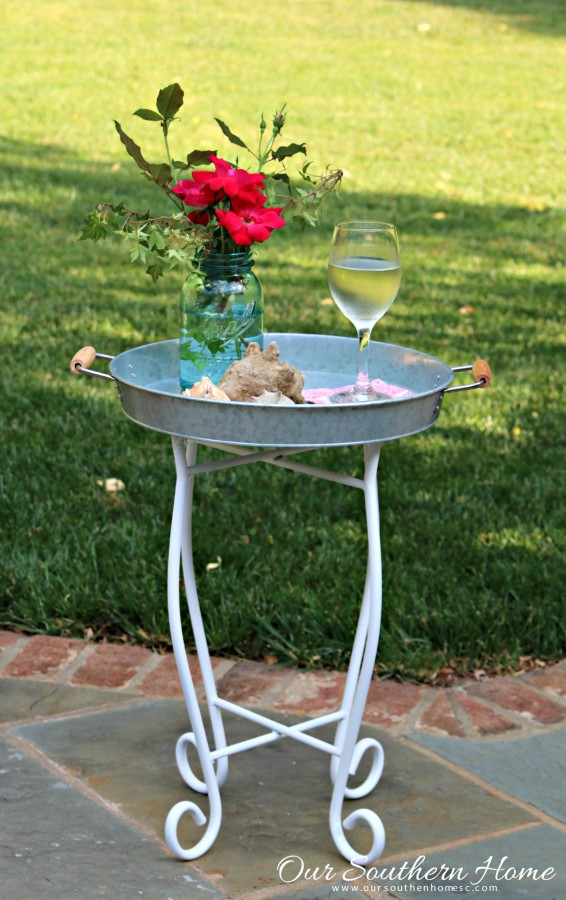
327, 221, 401, 403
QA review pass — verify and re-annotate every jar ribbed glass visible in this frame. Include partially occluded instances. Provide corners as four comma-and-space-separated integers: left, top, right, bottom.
179, 249, 264, 390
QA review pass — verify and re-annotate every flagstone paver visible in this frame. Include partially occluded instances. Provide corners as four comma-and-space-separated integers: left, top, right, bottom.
14, 701, 536, 897
410, 729, 566, 825
0, 735, 224, 899
2, 630, 566, 898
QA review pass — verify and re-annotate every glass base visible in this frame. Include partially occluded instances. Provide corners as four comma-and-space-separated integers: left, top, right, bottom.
330, 388, 389, 404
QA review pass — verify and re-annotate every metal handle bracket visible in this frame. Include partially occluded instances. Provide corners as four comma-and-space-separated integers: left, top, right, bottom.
445, 359, 492, 394
70, 346, 115, 382
69, 346, 122, 399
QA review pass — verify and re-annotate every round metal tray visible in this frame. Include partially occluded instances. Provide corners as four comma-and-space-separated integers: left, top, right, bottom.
108, 333, 454, 448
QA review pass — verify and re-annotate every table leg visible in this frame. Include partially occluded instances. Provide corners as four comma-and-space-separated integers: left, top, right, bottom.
164, 437, 386, 864
164, 437, 225, 859
329, 442, 386, 864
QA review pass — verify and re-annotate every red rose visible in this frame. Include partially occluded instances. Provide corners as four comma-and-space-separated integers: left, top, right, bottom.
187, 209, 211, 225
172, 179, 218, 208
215, 200, 286, 246
194, 155, 266, 206
172, 156, 284, 244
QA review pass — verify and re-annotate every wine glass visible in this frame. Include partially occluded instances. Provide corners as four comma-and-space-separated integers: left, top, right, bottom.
327, 221, 401, 403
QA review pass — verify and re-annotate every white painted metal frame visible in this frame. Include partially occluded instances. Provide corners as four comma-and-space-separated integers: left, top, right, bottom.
164, 435, 387, 865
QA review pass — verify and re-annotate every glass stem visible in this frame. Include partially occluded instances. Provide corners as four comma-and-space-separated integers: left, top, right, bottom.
355, 327, 372, 393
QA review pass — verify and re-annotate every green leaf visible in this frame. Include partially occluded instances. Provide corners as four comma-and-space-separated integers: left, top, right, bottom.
213, 118, 249, 151
271, 142, 307, 162
292, 210, 318, 229
130, 242, 148, 263
291, 214, 308, 231
156, 83, 184, 121
145, 162, 172, 185
167, 246, 190, 261
271, 172, 291, 185
300, 161, 317, 183
147, 263, 165, 282
114, 121, 172, 187
79, 214, 108, 242
185, 149, 216, 168
133, 108, 163, 121
149, 230, 167, 250
114, 120, 153, 174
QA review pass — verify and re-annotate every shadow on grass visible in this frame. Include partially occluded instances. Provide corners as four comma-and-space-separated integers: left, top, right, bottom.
2, 133, 562, 382
2, 375, 562, 674
1, 137, 564, 675
407, 0, 566, 36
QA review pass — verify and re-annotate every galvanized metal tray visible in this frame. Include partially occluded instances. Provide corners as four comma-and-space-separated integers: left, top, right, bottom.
102, 332, 456, 447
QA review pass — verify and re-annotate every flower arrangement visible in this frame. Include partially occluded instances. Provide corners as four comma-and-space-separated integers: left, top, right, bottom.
81, 83, 342, 281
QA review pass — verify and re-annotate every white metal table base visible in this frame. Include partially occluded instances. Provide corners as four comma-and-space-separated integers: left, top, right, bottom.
164, 436, 386, 865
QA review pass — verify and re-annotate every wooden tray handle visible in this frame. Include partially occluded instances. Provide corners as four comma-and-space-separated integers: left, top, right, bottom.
70, 346, 97, 374
472, 358, 492, 387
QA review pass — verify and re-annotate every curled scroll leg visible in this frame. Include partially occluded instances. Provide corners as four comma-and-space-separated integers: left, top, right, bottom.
332, 805, 387, 866
337, 736, 385, 800
329, 443, 386, 866
164, 723, 223, 859
165, 796, 221, 861
175, 731, 228, 794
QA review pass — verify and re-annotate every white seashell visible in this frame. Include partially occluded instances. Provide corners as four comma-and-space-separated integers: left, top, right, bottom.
250, 390, 295, 406
182, 377, 230, 401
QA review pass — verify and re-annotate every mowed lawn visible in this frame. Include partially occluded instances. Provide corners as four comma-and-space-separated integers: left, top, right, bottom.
1, 0, 564, 679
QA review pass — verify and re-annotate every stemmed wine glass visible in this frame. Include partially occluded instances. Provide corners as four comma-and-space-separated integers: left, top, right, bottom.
327, 221, 401, 403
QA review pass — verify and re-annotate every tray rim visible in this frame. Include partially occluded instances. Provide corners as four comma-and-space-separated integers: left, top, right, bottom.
109, 332, 455, 409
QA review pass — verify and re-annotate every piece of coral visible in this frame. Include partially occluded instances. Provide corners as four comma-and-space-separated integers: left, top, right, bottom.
219, 342, 305, 403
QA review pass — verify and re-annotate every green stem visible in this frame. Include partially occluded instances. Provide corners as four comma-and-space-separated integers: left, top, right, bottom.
160, 121, 186, 213
257, 131, 264, 168
280, 168, 343, 213
165, 189, 186, 213
259, 133, 276, 171
162, 124, 177, 183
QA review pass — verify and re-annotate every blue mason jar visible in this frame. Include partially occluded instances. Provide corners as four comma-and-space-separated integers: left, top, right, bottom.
179, 249, 264, 390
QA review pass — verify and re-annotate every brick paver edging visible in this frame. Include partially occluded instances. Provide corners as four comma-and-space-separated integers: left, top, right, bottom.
1, 630, 565, 739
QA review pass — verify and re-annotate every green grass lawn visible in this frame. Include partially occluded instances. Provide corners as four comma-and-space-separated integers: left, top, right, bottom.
1, 0, 564, 680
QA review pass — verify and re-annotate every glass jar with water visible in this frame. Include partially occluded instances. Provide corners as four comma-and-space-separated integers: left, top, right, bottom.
179, 249, 264, 391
